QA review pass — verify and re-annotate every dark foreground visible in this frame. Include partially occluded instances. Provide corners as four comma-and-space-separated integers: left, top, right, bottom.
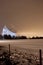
0, 47, 40, 65
0, 39, 43, 65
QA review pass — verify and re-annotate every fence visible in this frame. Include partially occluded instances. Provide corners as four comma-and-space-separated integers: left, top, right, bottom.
6, 44, 43, 65
0, 44, 43, 65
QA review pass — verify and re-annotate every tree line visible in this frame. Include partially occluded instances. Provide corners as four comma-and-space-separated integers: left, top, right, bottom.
0, 35, 27, 40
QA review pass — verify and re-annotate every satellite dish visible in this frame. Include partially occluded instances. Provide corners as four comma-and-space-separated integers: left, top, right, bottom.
2, 26, 16, 37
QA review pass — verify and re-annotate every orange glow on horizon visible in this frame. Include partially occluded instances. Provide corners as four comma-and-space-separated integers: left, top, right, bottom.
17, 32, 43, 37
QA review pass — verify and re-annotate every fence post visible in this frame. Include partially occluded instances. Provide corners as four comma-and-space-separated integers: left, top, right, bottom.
39, 49, 42, 65
9, 44, 10, 57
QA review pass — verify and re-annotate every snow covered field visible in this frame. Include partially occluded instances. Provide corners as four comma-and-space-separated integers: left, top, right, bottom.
0, 39, 43, 65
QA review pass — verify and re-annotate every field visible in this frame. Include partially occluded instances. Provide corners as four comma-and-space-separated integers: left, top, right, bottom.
0, 39, 43, 65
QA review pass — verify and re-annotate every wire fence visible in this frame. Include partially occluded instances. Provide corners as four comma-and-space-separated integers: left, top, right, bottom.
0, 44, 43, 65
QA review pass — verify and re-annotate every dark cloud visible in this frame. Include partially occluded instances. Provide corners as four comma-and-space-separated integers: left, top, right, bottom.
0, 0, 43, 37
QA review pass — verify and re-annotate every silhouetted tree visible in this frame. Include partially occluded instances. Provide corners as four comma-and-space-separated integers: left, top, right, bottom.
15, 36, 27, 39
3, 35, 12, 39
20, 36, 27, 39
0, 35, 3, 39
3, 35, 8, 39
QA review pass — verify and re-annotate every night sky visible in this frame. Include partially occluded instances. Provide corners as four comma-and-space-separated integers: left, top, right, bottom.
0, 0, 43, 37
